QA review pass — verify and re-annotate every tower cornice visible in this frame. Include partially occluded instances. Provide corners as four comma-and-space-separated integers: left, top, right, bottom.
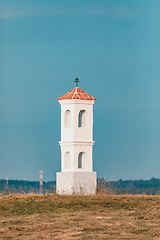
58, 99, 95, 105
59, 141, 95, 146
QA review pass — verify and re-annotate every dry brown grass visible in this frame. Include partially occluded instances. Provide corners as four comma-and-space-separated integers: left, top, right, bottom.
0, 194, 160, 239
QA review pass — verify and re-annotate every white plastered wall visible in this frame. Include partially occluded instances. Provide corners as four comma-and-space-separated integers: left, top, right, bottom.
57, 98, 96, 194
60, 142, 94, 172
59, 99, 94, 142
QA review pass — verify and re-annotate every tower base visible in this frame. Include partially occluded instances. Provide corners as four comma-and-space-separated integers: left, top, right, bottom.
56, 172, 97, 195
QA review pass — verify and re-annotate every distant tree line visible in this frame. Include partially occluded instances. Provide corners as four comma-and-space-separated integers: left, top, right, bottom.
0, 180, 56, 194
97, 178, 160, 195
1, 178, 160, 195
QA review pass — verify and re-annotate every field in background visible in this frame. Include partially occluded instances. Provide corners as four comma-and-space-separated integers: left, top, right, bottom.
1, 178, 160, 195
0, 194, 160, 239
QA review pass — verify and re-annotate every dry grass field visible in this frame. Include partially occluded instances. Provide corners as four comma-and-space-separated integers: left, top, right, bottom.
0, 194, 160, 239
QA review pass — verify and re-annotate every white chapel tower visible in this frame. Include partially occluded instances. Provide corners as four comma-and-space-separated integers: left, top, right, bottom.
56, 78, 97, 194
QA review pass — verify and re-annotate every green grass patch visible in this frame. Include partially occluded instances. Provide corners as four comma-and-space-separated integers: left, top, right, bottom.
0, 194, 160, 216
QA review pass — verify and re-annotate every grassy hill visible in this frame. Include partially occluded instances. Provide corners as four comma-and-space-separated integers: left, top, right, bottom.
0, 194, 160, 239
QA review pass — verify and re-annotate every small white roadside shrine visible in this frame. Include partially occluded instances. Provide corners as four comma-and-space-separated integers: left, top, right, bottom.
56, 78, 97, 194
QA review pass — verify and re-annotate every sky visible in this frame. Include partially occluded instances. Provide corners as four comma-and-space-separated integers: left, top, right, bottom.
0, 0, 160, 182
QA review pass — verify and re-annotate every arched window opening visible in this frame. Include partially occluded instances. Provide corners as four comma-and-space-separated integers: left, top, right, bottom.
78, 152, 83, 168
64, 151, 70, 169
78, 152, 86, 169
78, 110, 87, 127
65, 110, 71, 128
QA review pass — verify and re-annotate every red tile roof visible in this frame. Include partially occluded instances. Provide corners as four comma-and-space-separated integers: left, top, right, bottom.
57, 87, 96, 101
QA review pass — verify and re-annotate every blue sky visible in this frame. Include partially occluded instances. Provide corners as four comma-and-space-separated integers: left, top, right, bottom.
0, 0, 160, 181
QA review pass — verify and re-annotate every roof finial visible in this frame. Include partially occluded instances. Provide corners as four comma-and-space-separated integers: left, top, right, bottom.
74, 77, 79, 87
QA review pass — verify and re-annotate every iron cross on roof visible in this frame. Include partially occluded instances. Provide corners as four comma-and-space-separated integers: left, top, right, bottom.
74, 77, 79, 87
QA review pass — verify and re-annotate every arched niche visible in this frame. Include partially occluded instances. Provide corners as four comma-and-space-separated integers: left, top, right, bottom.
78, 152, 86, 169
64, 151, 70, 169
78, 110, 87, 127
64, 110, 71, 128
